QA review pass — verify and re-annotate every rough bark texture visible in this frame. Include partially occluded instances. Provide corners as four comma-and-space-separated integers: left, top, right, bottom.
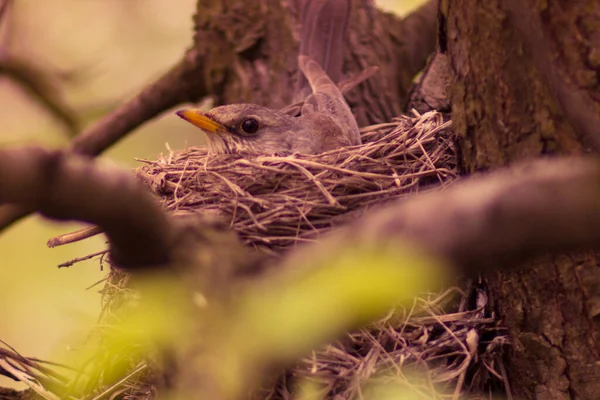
190, 0, 437, 127
405, 51, 452, 114
443, 0, 600, 398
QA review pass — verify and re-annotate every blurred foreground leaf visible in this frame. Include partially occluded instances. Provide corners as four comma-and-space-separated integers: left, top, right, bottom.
190, 242, 448, 400
51, 241, 448, 399
55, 273, 192, 398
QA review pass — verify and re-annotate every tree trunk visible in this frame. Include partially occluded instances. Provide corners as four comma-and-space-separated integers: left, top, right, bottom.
443, 0, 600, 398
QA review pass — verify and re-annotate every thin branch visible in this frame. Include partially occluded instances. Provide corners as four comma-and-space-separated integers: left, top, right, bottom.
69, 60, 197, 157
57, 250, 108, 269
0, 44, 206, 231
47, 225, 103, 248
0, 52, 79, 135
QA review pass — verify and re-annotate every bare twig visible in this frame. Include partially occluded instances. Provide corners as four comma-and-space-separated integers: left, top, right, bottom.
57, 250, 108, 269
69, 61, 196, 157
0, 52, 79, 135
47, 225, 103, 248
0, 42, 203, 231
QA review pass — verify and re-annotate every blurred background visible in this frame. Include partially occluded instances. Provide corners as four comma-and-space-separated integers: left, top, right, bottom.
0, 0, 425, 389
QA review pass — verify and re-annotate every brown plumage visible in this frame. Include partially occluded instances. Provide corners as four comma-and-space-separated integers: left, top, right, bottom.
176, 0, 366, 155
176, 56, 362, 155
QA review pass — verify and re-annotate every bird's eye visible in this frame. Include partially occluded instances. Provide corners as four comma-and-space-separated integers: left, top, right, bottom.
241, 118, 259, 134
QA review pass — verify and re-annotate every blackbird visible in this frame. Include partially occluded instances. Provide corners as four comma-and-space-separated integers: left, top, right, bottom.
176, 55, 361, 155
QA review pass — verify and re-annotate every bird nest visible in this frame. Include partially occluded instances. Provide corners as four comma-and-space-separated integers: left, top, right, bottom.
131, 109, 507, 398
136, 110, 456, 254
262, 288, 506, 400
1, 110, 508, 399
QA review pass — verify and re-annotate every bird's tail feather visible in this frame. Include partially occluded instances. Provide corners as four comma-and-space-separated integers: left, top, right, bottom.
298, 55, 361, 145
298, 55, 342, 99
294, 0, 351, 102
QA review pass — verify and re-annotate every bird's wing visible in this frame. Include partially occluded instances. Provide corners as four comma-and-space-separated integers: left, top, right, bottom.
337, 66, 379, 94
293, 0, 350, 102
280, 66, 379, 117
298, 55, 361, 145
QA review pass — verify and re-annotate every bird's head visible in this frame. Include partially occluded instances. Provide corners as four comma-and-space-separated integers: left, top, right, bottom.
177, 104, 306, 154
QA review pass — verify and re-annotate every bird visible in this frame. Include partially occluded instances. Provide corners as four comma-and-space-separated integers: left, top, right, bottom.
176, 0, 370, 155
176, 56, 362, 155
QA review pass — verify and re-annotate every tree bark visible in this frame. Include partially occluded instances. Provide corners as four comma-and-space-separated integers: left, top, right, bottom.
443, 0, 600, 398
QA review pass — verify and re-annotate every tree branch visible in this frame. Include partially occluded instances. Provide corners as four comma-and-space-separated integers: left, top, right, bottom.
279, 156, 600, 277
0, 147, 173, 269
47, 225, 103, 248
69, 60, 201, 156
0, 52, 79, 136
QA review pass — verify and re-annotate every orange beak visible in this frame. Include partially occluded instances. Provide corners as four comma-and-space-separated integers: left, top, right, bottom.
176, 109, 227, 134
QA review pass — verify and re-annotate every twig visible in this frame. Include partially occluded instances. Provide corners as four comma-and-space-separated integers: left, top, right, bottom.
87, 363, 147, 400
58, 250, 108, 269
0, 52, 79, 135
47, 225, 103, 248
69, 60, 194, 157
